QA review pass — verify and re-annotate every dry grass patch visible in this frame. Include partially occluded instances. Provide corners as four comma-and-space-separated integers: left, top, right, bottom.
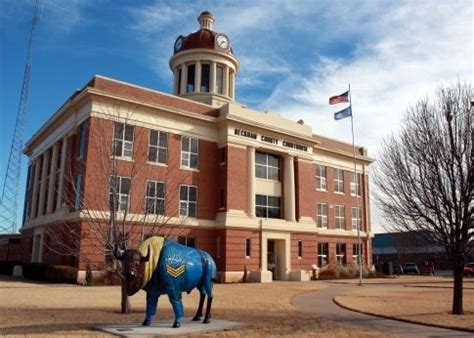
335, 286, 474, 331
0, 277, 382, 337
330, 275, 455, 285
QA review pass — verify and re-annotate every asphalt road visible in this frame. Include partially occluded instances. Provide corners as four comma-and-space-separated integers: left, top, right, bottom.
292, 282, 472, 338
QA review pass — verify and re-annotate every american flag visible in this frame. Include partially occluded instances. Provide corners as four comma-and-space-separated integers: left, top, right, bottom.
329, 90, 350, 105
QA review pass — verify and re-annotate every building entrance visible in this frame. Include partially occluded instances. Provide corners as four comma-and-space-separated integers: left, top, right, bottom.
267, 239, 285, 280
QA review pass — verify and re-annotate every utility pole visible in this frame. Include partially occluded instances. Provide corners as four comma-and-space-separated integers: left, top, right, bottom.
0, 0, 43, 233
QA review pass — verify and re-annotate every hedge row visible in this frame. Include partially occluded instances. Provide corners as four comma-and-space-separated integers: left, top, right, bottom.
0, 261, 77, 283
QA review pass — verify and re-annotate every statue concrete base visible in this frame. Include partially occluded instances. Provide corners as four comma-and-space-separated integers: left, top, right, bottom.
95, 318, 242, 336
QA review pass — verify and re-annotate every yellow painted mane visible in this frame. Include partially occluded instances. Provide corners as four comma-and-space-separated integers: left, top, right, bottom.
138, 236, 164, 288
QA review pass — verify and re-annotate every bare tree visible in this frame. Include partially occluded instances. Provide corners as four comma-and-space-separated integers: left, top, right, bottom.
374, 82, 473, 315
44, 98, 187, 313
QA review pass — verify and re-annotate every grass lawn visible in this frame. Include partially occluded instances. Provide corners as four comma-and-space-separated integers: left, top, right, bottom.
335, 284, 474, 332
0, 276, 382, 337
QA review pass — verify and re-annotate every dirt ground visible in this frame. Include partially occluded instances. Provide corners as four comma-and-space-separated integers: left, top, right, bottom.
335, 284, 474, 331
0, 276, 383, 337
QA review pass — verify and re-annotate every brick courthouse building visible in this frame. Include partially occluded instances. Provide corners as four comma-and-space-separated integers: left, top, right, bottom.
13, 12, 374, 283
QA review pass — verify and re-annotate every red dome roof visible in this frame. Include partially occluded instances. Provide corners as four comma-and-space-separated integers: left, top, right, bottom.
174, 29, 233, 55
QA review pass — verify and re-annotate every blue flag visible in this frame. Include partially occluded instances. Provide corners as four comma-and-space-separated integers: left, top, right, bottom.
334, 106, 352, 120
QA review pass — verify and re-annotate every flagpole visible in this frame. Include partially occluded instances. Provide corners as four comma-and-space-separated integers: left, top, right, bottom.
349, 84, 363, 287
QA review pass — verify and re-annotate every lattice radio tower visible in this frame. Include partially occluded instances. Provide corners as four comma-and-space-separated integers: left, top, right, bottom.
0, 0, 43, 233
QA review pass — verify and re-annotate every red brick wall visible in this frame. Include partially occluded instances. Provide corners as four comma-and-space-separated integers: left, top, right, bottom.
82, 116, 219, 220
291, 233, 317, 270
222, 229, 260, 272
226, 146, 247, 212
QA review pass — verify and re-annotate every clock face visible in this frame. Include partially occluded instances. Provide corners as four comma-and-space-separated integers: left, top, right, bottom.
174, 36, 183, 52
216, 34, 229, 49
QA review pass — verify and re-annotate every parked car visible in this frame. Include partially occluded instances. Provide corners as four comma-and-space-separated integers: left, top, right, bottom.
401, 262, 420, 275
418, 261, 435, 275
464, 263, 474, 277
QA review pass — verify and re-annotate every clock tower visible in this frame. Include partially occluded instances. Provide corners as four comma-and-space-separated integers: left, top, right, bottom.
169, 11, 239, 107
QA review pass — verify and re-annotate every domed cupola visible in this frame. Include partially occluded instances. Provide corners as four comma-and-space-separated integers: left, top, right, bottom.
169, 11, 239, 107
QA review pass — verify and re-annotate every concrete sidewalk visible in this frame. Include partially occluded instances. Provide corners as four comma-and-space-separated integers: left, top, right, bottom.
292, 283, 471, 338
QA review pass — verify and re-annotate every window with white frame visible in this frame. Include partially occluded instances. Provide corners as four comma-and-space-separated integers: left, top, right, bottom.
78, 121, 88, 158
109, 176, 131, 212
334, 169, 344, 193
353, 243, 362, 264
335, 205, 345, 229
318, 243, 328, 267
178, 236, 195, 248
316, 165, 327, 190
113, 123, 134, 158
181, 136, 199, 169
255, 152, 280, 181
351, 173, 361, 196
298, 240, 303, 258
352, 207, 361, 230
245, 237, 251, 257
179, 185, 197, 217
74, 175, 83, 211
145, 180, 165, 215
317, 202, 328, 228
148, 130, 168, 164
336, 243, 346, 265
256, 194, 281, 219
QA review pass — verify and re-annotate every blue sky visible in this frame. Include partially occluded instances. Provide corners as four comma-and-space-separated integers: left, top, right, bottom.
1, 0, 472, 233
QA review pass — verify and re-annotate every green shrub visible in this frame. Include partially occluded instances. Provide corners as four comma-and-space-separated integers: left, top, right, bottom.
0, 261, 21, 275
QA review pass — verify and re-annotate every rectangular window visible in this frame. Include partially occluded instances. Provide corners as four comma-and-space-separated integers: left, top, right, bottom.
318, 243, 328, 267
181, 136, 199, 169
216, 65, 223, 94
187, 64, 195, 93
317, 202, 328, 228
146, 180, 165, 215
316, 165, 327, 190
109, 176, 131, 212
179, 185, 197, 218
298, 240, 303, 258
256, 194, 281, 219
201, 64, 210, 92
78, 121, 87, 158
148, 130, 168, 164
229, 70, 234, 97
334, 169, 344, 193
336, 243, 346, 265
74, 175, 83, 211
43, 149, 51, 215
353, 243, 362, 264
178, 236, 195, 248
255, 152, 280, 181
351, 173, 361, 196
177, 68, 182, 94
216, 236, 221, 259
245, 237, 251, 257
352, 207, 361, 230
335, 205, 345, 230
113, 123, 134, 158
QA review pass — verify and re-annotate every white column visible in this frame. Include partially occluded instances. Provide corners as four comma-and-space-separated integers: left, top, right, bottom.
210, 61, 216, 93
30, 157, 41, 218
56, 137, 68, 210
248, 147, 256, 217
223, 66, 230, 97
230, 70, 235, 99
37, 150, 50, 216
180, 64, 188, 94
284, 154, 296, 222
46, 142, 59, 213
195, 61, 201, 93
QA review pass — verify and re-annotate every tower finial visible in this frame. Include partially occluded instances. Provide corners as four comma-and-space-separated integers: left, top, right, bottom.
198, 11, 214, 30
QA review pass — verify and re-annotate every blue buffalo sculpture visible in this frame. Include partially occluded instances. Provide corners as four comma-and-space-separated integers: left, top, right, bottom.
114, 236, 216, 328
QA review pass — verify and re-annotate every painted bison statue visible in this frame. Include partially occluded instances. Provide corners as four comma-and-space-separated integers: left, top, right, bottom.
114, 236, 216, 328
